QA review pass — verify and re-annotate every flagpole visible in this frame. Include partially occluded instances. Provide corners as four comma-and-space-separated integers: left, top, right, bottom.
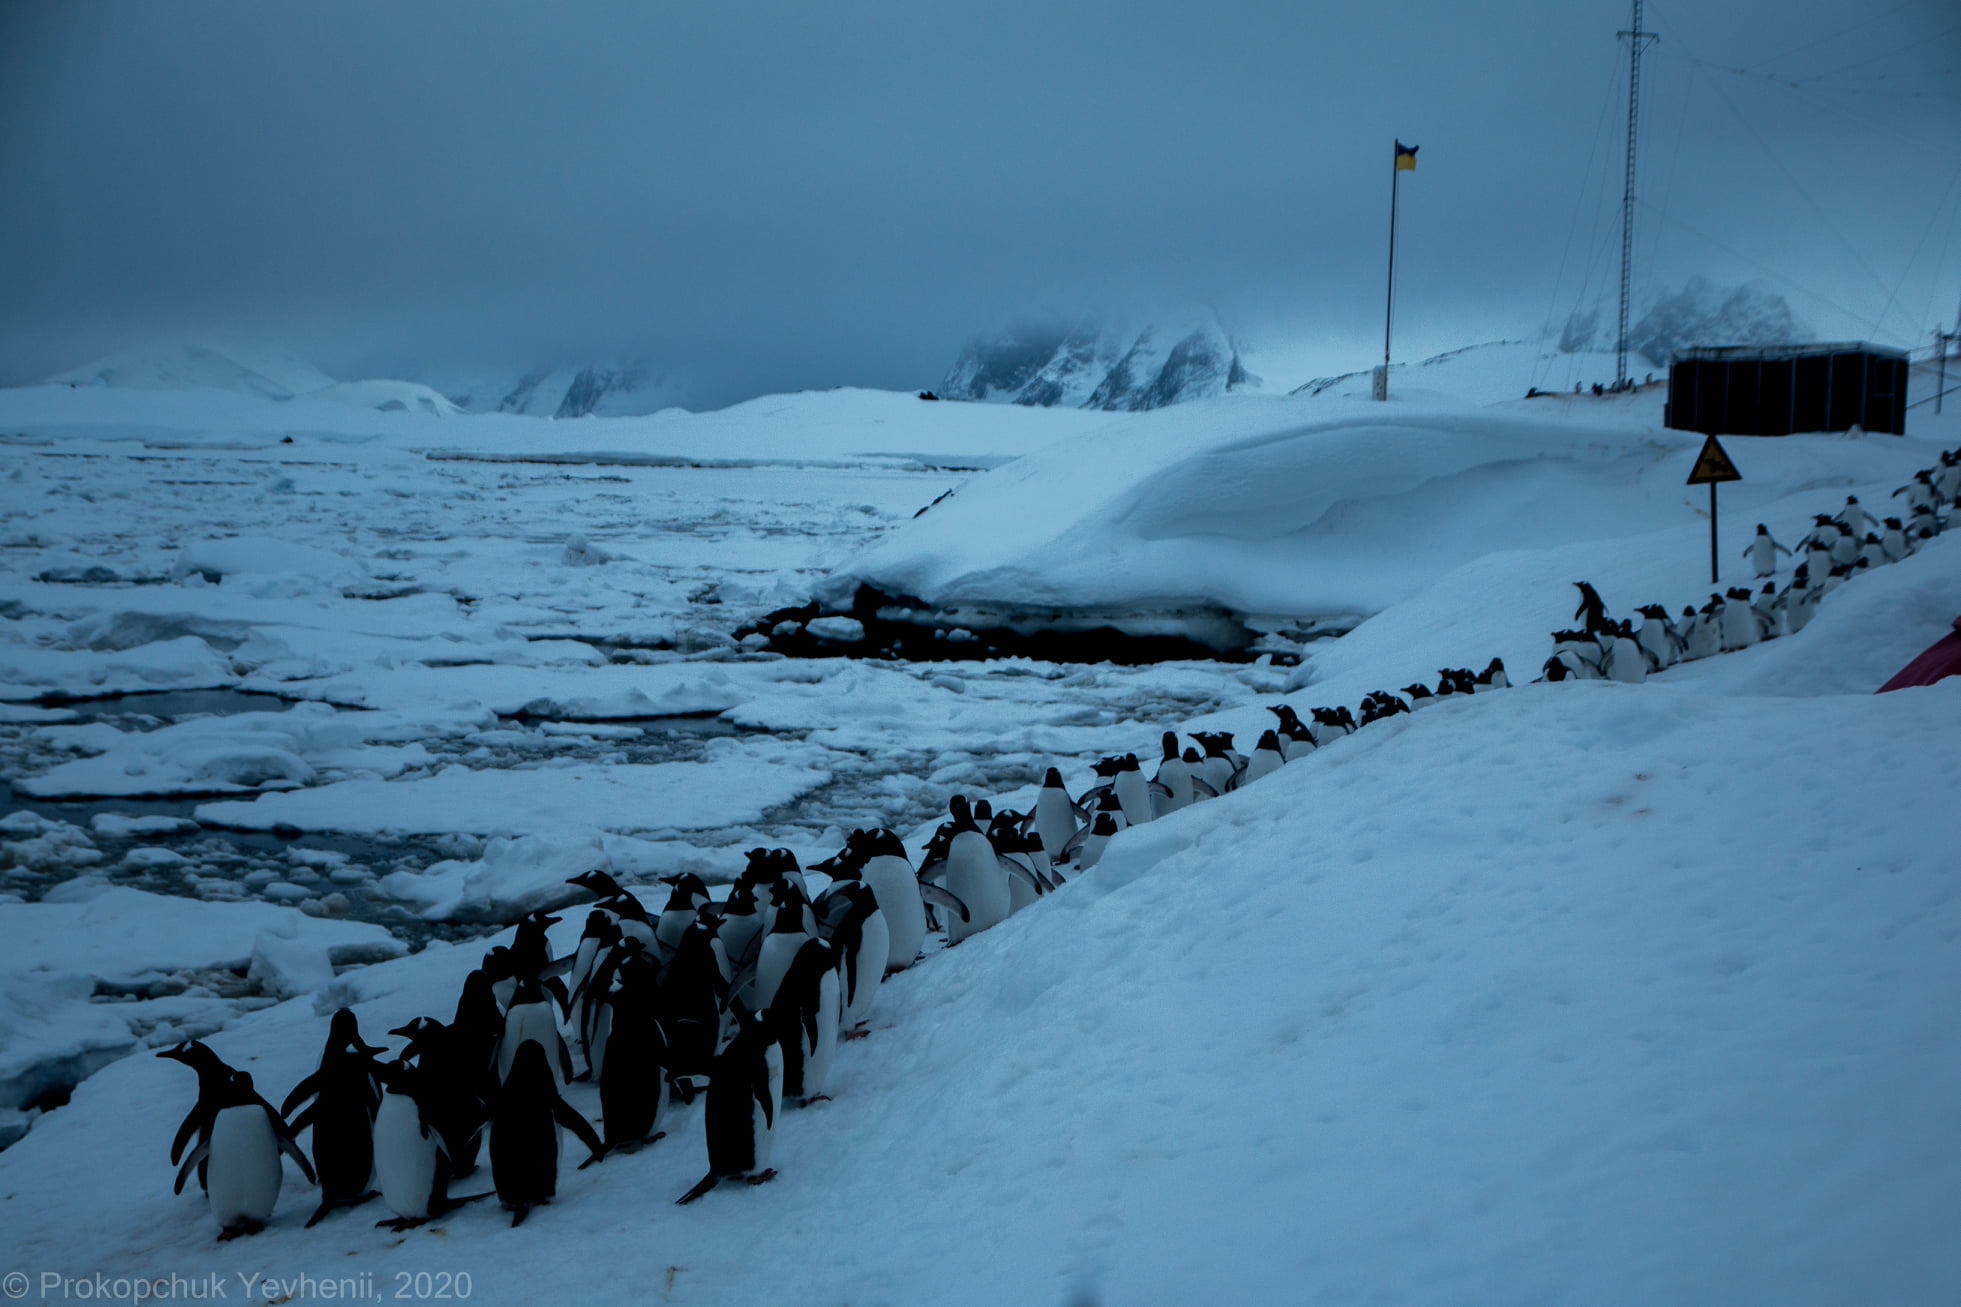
1380, 148, 1399, 402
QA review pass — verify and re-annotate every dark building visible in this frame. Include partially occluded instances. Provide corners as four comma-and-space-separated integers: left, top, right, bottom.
1664, 343, 1908, 437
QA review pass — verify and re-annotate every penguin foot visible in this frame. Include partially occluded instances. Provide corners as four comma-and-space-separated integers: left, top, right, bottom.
376, 1216, 429, 1231
799, 1094, 832, 1106
744, 1168, 778, 1186
216, 1218, 264, 1242
676, 1173, 720, 1205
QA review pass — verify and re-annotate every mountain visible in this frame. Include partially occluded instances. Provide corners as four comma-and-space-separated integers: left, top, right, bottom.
941, 311, 1257, 411
1560, 278, 1810, 366
47, 337, 335, 399
414, 362, 681, 418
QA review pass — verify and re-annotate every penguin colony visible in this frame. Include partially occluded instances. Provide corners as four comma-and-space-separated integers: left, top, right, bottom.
1541, 448, 1960, 683
157, 662, 1516, 1238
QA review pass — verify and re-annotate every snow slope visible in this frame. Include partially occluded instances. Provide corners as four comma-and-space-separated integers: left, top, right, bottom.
0, 547, 1955, 1303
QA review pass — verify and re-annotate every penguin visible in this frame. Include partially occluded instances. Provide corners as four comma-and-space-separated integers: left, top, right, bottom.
371, 1058, 487, 1230
177, 1070, 315, 1241
563, 911, 622, 1073
676, 1004, 783, 1205
387, 1016, 490, 1184
1743, 524, 1791, 577
489, 1040, 603, 1227
1573, 581, 1610, 634
1751, 583, 1782, 639
1267, 705, 1318, 757
1684, 603, 1722, 660
824, 881, 888, 1031
1721, 588, 1760, 651
281, 1009, 384, 1228
586, 951, 670, 1161
1148, 732, 1197, 816
1894, 471, 1939, 516
1634, 605, 1677, 669
655, 875, 709, 960
767, 937, 840, 1106
1880, 517, 1911, 562
713, 879, 766, 979
655, 919, 726, 1100
923, 795, 1006, 945
158, 1040, 237, 1195
1550, 630, 1605, 678
1083, 753, 1153, 828
1828, 525, 1860, 567
1476, 657, 1510, 690
1605, 620, 1648, 683
845, 828, 929, 973
1072, 811, 1121, 871
1026, 768, 1086, 865
1401, 683, 1436, 708
991, 823, 1054, 913
1190, 733, 1245, 796
1237, 730, 1286, 787
1937, 453, 1961, 506
1841, 495, 1874, 539
1858, 532, 1886, 569
498, 977, 573, 1088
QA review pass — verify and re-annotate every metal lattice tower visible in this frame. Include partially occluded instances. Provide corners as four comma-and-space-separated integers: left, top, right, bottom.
1617, 0, 1658, 391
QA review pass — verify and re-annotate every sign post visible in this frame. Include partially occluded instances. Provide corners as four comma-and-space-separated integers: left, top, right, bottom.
1685, 434, 1742, 585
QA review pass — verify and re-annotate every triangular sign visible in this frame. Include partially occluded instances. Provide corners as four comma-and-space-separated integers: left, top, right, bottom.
1686, 434, 1742, 485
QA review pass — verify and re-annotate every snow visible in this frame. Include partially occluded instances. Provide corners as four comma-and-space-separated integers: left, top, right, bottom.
0, 342, 1954, 1300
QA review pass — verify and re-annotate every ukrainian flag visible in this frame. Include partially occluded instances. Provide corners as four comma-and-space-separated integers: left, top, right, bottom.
1395, 141, 1418, 171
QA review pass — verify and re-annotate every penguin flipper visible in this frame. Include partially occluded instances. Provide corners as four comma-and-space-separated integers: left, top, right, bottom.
552, 1097, 605, 1163
997, 855, 1047, 897
174, 1140, 211, 1195
543, 976, 572, 1018
287, 1102, 317, 1135
262, 1102, 318, 1184
278, 1072, 320, 1119
556, 1035, 576, 1086
919, 883, 970, 923
1189, 777, 1220, 800
169, 1109, 206, 1165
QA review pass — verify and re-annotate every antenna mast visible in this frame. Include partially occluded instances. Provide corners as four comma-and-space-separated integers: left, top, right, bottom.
1617, 0, 1658, 391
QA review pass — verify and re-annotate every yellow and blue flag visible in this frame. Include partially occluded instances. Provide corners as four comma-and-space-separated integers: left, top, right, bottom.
1395, 141, 1418, 171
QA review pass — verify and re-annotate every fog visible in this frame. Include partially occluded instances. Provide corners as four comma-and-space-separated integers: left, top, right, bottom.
2, 0, 1956, 406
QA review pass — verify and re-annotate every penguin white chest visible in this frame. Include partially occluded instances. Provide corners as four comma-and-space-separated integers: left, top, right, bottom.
943, 830, 1007, 942
206, 1107, 283, 1228
373, 1094, 439, 1218
862, 854, 925, 971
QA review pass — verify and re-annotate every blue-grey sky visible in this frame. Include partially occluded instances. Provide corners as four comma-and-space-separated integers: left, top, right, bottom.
2, 0, 1957, 405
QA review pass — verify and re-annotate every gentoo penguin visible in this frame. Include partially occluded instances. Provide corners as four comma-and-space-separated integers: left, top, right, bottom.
1477, 658, 1510, 690
1605, 620, 1648, 683
587, 951, 669, 1161
1858, 532, 1887, 569
656, 920, 726, 1099
1634, 604, 1678, 669
1828, 524, 1860, 567
767, 937, 840, 1106
1720, 588, 1760, 651
1880, 517, 1911, 562
371, 1058, 487, 1230
1894, 471, 1939, 516
1549, 630, 1605, 678
498, 977, 573, 1088
937, 795, 1010, 945
1072, 811, 1121, 871
1937, 453, 1961, 506
1267, 705, 1318, 758
158, 1040, 236, 1194
489, 1040, 603, 1227
389, 1017, 489, 1183
1684, 603, 1722, 660
847, 828, 930, 973
823, 881, 888, 1031
1061, 790, 1127, 866
177, 1070, 314, 1241
1237, 731, 1286, 787
1744, 524, 1791, 577
564, 912, 622, 1073
1751, 583, 1782, 639
281, 1008, 385, 1227
1841, 495, 1874, 539
990, 822, 1055, 913
1190, 733, 1245, 796
1084, 753, 1153, 827
1401, 683, 1436, 709
509, 910, 570, 1013
1026, 768, 1086, 865
714, 879, 765, 978
1573, 581, 1611, 635
655, 875, 709, 960
1149, 732, 1197, 816
676, 1004, 783, 1205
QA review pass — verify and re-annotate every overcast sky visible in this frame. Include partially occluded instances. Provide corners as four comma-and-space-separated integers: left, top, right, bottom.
2, 0, 1957, 405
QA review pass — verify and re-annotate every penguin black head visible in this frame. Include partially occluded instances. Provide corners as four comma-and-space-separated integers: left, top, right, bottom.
972, 799, 992, 822
1255, 729, 1282, 751
324, 1007, 387, 1058
1755, 523, 1768, 534
1042, 767, 1067, 790
1160, 731, 1180, 761
156, 1040, 231, 1077
1090, 812, 1120, 836
1402, 683, 1431, 699
567, 869, 625, 900
454, 970, 500, 1026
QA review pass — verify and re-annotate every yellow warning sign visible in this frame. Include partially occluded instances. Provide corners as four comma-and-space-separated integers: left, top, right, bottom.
1686, 434, 1742, 485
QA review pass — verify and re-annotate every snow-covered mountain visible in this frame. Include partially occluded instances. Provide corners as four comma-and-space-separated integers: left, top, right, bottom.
414, 362, 681, 418
40, 337, 458, 416
1560, 278, 1810, 366
47, 337, 336, 400
941, 310, 1257, 410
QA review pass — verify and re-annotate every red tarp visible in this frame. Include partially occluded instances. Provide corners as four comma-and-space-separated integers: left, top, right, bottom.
1876, 615, 1961, 693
